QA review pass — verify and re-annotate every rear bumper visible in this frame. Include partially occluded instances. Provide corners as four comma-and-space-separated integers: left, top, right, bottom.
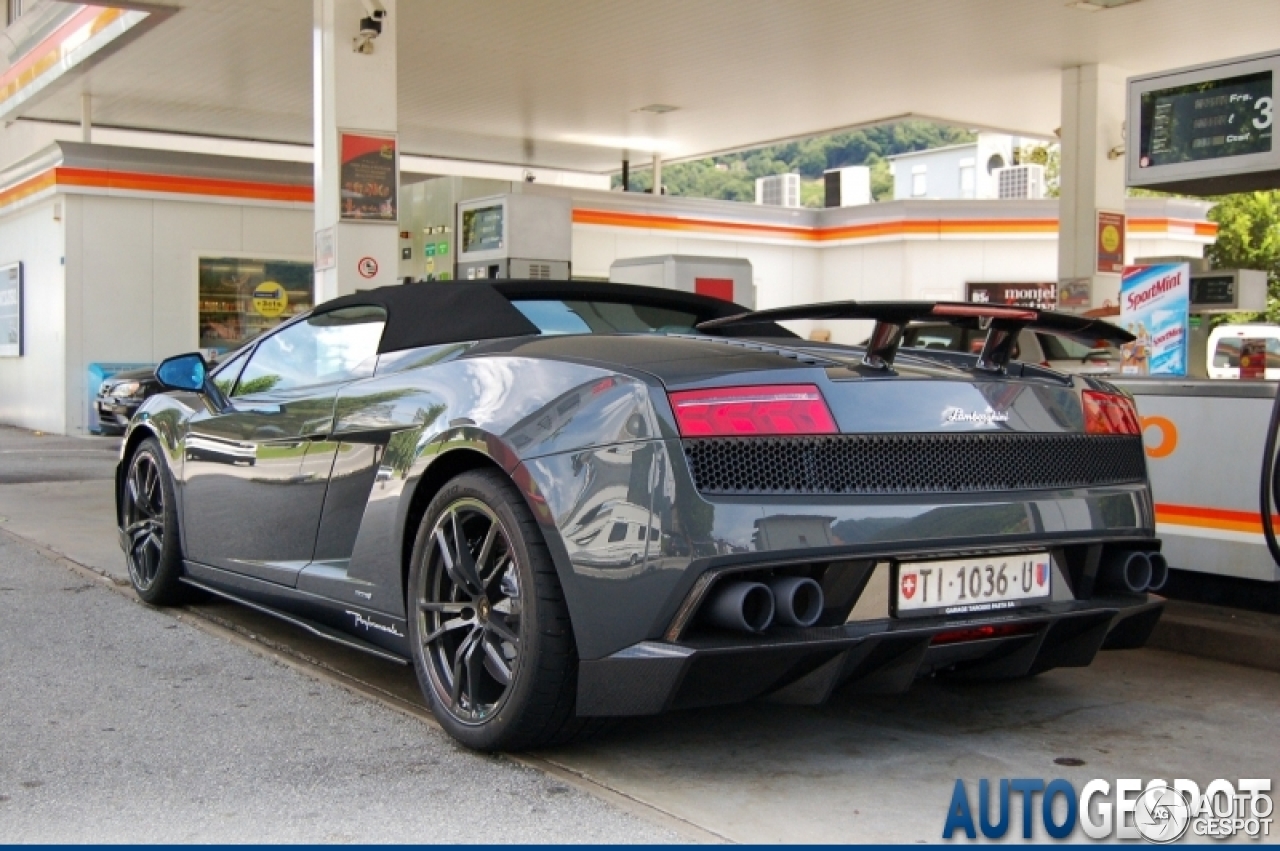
576, 593, 1162, 716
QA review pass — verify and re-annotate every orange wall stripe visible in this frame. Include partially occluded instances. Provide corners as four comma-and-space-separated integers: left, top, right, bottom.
0, 6, 127, 107
1128, 217, 1219, 237
572, 208, 812, 239
1155, 502, 1279, 534
0, 169, 56, 209
53, 167, 314, 203
574, 208, 1062, 242
578, 208, 1216, 242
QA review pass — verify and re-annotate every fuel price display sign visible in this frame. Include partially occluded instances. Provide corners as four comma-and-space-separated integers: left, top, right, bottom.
1128, 51, 1280, 194
1139, 71, 1273, 168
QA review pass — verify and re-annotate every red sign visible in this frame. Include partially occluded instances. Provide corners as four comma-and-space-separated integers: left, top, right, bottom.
1097, 210, 1126, 274
357, 256, 379, 279
340, 131, 398, 222
695, 277, 735, 302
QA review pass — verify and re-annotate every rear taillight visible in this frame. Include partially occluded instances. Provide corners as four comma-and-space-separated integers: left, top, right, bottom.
1082, 390, 1141, 435
668, 384, 838, 437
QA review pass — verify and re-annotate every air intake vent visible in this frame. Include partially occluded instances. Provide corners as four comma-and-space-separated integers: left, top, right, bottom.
682, 433, 1146, 495
529, 263, 551, 280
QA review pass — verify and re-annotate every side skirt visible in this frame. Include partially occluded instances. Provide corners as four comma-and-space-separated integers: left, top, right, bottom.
179, 564, 410, 665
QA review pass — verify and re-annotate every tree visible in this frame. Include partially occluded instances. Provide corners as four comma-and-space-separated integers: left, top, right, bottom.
1205, 191, 1280, 323
1018, 143, 1061, 198
611, 120, 975, 203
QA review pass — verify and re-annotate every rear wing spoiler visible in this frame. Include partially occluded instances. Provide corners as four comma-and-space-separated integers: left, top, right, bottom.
696, 301, 1136, 373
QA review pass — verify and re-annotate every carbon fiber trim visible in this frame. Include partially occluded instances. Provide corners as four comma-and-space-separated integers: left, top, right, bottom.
682, 433, 1146, 495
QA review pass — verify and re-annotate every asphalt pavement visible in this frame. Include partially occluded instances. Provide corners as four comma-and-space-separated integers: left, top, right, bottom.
1, 424, 1278, 843
0, 427, 679, 843
0, 532, 680, 843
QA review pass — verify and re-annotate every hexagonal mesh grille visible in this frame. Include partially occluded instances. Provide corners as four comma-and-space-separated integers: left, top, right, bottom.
682, 434, 1146, 495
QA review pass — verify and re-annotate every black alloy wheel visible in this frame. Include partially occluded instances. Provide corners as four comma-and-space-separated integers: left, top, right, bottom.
419, 497, 523, 723
407, 469, 588, 751
122, 438, 186, 605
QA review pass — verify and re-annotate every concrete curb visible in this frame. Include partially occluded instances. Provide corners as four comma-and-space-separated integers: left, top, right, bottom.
1145, 599, 1280, 674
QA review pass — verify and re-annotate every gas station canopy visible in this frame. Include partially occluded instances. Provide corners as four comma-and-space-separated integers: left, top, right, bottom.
12, 0, 1280, 172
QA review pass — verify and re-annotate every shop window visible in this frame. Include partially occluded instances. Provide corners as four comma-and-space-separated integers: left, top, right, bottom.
199, 257, 315, 355
231, 306, 386, 397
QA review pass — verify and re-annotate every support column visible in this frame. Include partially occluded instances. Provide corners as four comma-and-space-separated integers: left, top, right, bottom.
1058, 64, 1128, 310
314, 0, 398, 303
80, 94, 92, 143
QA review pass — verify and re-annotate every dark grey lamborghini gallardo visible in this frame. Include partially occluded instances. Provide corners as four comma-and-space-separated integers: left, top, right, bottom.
117, 280, 1165, 751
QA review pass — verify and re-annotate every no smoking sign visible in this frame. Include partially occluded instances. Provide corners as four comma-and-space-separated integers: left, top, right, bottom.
357, 256, 379, 279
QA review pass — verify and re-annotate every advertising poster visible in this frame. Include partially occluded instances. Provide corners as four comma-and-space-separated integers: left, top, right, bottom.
339, 131, 398, 222
0, 261, 21, 357
1119, 263, 1190, 376
1096, 210, 1126, 274
966, 282, 1057, 310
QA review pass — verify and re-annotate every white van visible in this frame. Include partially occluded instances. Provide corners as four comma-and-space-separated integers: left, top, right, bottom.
1207, 324, 1280, 380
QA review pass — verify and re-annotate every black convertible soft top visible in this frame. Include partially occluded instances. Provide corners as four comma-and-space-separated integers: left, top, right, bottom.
312, 280, 762, 354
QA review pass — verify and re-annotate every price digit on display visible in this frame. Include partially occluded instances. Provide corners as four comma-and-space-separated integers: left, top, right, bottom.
1253, 96, 1273, 130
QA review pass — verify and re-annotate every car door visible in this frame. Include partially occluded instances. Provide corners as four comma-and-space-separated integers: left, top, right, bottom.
180, 306, 386, 585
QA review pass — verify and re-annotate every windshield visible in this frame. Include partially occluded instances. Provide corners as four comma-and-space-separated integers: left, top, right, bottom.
512, 299, 703, 336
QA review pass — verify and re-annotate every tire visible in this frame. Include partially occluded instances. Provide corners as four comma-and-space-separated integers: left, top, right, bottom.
122, 437, 187, 606
406, 469, 586, 751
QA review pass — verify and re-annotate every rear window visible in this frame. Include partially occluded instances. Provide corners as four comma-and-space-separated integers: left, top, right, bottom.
1038, 334, 1115, 361
1213, 336, 1280, 368
902, 325, 968, 351
512, 299, 704, 336
900, 324, 1023, 359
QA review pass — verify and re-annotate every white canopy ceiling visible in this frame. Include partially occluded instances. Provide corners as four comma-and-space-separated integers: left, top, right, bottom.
17, 0, 1280, 173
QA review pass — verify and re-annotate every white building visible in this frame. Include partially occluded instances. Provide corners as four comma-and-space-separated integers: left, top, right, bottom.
888, 133, 1021, 200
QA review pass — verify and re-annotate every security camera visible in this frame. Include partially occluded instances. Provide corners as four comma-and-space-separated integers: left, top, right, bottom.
523, 170, 536, 183
353, 0, 385, 54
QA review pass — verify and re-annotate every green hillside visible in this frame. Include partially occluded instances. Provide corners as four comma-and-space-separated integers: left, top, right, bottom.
613, 121, 976, 205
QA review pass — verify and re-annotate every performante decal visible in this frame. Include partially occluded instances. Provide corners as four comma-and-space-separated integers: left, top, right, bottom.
346, 610, 404, 638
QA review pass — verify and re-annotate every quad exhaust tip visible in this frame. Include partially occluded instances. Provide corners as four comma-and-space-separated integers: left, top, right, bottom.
704, 581, 776, 633
704, 576, 827, 633
1146, 552, 1169, 593
768, 576, 824, 628
1099, 549, 1162, 593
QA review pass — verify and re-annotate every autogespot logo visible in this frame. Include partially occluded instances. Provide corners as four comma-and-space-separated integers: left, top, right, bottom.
942, 778, 1273, 842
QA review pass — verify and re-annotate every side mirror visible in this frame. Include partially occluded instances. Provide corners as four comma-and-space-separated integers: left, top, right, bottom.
155, 353, 208, 393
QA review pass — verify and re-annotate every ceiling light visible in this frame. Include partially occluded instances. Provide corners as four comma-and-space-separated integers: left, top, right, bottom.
636, 104, 679, 114
1067, 0, 1141, 9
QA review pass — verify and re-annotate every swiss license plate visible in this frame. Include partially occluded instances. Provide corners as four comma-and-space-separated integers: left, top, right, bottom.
893, 553, 1052, 618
